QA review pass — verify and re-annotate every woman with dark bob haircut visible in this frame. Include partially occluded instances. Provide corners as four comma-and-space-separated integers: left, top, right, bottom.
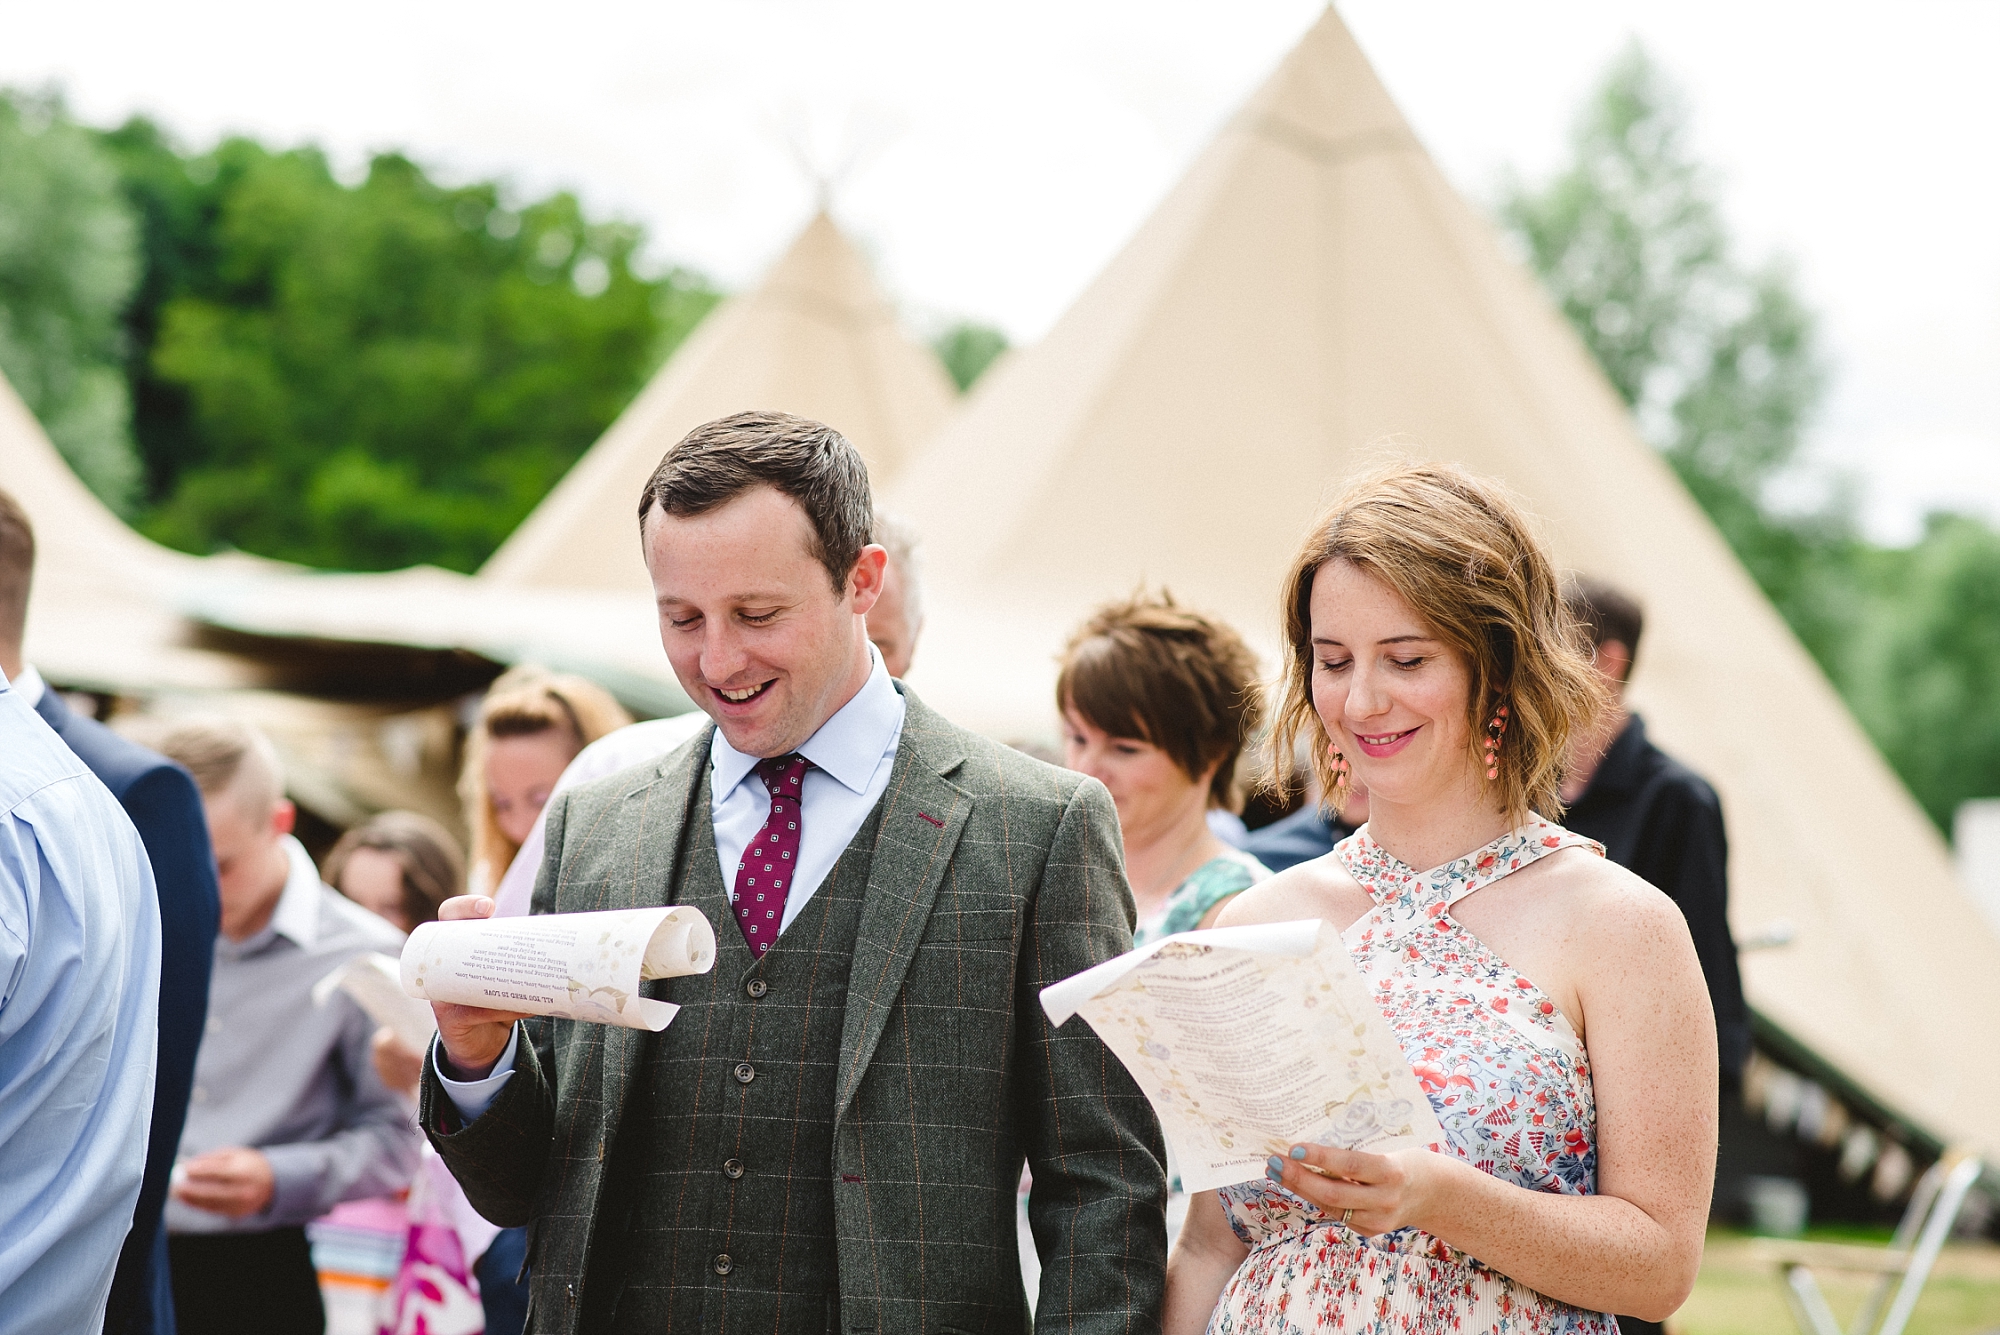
1165, 463, 1716, 1334
1058, 592, 1270, 943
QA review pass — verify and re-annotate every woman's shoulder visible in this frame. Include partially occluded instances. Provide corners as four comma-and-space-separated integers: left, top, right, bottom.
1518, 833, 1687, 940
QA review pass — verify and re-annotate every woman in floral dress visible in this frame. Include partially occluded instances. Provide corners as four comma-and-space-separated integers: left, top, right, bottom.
1164, 464, 1717, 1334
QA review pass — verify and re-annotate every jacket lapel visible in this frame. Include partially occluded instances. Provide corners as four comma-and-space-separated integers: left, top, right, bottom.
834, 690, 970, 1122
598, 726, 713, 1141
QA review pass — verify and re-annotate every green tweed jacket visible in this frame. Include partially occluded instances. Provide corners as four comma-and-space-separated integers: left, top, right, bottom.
421, 687, 1168, 1335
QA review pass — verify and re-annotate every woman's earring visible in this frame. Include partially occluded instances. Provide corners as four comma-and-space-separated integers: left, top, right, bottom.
1483, 704, 1509, 781
1326, 740, 1352, 799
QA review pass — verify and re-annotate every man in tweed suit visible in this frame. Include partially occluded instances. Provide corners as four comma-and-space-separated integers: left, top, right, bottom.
422, 412, 1168, 1334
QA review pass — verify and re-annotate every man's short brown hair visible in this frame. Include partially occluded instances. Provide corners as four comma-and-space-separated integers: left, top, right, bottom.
0, 487, 34, 652
1057, 592, 1265, 811
637, 411, 874, 593
1564, 576, 1645, 678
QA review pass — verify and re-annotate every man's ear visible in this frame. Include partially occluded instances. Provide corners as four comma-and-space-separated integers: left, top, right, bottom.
1597, 639, 1634, 687
272, 799, 297, 838
848, 545, 889, 617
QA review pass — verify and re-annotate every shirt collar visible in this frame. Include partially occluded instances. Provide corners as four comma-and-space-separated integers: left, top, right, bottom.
8, 663, 46, 710
269, 835, 326, 949
710, 646, 902, 798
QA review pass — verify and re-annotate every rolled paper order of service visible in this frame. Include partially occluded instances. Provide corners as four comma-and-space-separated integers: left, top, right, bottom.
402, 905, 717, 1032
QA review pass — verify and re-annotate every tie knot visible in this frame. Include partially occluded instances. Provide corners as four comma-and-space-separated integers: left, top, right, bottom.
755, 753, 810, 796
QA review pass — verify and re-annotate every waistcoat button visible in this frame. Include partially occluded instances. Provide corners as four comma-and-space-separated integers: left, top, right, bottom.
746, 978, 768, 999
733, 1061, 756, 1084
723, 1158, 745, 1180
713, 1253, 734, 1276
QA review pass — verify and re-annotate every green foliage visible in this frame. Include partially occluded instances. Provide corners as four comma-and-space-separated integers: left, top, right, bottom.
1849, 515, 2000, 829
1500, 46, 1858, 673
1506, 45, 2000, 826
932, 320, 1009, 393
97, 122, 719, 572
0, 89, 143, 511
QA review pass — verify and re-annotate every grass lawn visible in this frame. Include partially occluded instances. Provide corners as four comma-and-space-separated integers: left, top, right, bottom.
1673, 1229, 2000, 1335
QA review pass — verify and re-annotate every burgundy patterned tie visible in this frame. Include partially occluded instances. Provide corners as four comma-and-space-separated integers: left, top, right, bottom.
733, 753, 809, 957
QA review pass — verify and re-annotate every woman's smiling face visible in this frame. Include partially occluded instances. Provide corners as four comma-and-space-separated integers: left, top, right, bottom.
1308, 559, 1478, 810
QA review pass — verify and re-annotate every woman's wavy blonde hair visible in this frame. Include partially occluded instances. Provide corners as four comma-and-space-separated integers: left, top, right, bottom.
1268, 462, 1607, 825
459, 665, 632, 888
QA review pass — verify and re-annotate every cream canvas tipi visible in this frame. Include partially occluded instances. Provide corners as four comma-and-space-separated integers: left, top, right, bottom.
481, 211, 957, 596
888, 9, 2000, 1157
0, 369, 257, 692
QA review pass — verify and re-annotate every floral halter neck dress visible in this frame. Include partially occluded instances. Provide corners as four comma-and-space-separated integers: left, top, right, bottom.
1209, 817, 1617, 1335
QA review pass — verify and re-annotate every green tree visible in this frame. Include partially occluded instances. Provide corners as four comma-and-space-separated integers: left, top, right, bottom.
1851, 515, 2000, 828
1505, 46, 2000, 831
98, 124, 719, 572
932, 320, 1009, 393
1500, 46, 1855, 674
0, 89, 143, 510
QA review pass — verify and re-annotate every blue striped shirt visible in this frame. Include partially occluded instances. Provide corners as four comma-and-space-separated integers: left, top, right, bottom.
0, 677, 162, 1335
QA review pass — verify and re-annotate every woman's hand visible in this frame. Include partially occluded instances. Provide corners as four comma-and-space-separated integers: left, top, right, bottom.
1261, 1143, 1464, 1237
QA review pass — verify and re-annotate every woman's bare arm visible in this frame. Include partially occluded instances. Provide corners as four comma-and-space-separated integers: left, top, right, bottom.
1164, 1188, 1250, 1335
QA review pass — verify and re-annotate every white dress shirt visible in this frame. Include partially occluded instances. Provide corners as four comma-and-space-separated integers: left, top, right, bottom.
440, 648, 906, 1121
708, 648, 904, 934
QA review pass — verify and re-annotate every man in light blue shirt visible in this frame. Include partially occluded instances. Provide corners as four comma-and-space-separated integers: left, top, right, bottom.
0, 671, 163, 1335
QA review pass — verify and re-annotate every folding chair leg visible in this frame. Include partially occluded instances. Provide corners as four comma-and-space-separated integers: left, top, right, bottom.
1876, 1156, 1984, 1335
1783, 1265, 1846, 1335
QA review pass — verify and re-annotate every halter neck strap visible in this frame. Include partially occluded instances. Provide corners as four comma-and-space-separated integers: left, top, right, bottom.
1337, 816, 1602, 908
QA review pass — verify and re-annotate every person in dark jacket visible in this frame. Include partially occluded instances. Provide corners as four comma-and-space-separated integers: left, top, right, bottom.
1562, 577, 1749, 1082
1561, 578, 1750, 1335
1239, 783, 1363, 873
0, 488, 222, 1335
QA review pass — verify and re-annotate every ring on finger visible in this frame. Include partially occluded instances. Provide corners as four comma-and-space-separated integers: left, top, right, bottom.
1340, 1208, 1353, 1229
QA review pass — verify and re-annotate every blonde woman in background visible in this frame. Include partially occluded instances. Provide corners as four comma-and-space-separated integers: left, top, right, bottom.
459, 666, 631, 896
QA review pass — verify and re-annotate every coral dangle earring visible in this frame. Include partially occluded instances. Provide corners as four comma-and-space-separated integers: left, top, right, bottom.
1326, 740, 1352, 797
1483, 704, 1509, 781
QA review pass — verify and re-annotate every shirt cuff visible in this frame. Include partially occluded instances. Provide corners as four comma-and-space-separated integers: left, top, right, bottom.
434, 1026, 519, 1124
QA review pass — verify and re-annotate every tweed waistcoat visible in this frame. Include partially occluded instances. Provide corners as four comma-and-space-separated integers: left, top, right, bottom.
592, 768, 880, 1335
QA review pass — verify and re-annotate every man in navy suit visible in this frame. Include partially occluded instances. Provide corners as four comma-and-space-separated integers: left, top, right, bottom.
0, 489, 221, 1335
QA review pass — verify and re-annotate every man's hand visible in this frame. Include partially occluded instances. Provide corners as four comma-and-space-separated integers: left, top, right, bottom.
172, 1147, 276, 1218
430, 895, 532, 1079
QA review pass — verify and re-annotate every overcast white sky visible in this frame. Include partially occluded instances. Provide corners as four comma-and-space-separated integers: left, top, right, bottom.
3, 1, 1994, 542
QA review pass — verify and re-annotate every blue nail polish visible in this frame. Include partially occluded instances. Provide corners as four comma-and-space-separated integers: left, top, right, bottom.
1290, 1145, 1308, 1159
1265, 1156, 1285, 1179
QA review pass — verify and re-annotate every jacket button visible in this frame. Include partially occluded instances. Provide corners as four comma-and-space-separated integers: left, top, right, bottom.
723, 1158, 745, 1180
713, 1253, 734, 1276
733, 1062, 755, 1085
746, 978, 768, 999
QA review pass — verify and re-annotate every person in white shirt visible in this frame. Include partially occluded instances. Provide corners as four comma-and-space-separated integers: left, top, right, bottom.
150, 717, 421, 1335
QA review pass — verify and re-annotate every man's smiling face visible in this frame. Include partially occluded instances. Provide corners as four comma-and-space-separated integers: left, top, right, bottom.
645, 484, 885, 758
